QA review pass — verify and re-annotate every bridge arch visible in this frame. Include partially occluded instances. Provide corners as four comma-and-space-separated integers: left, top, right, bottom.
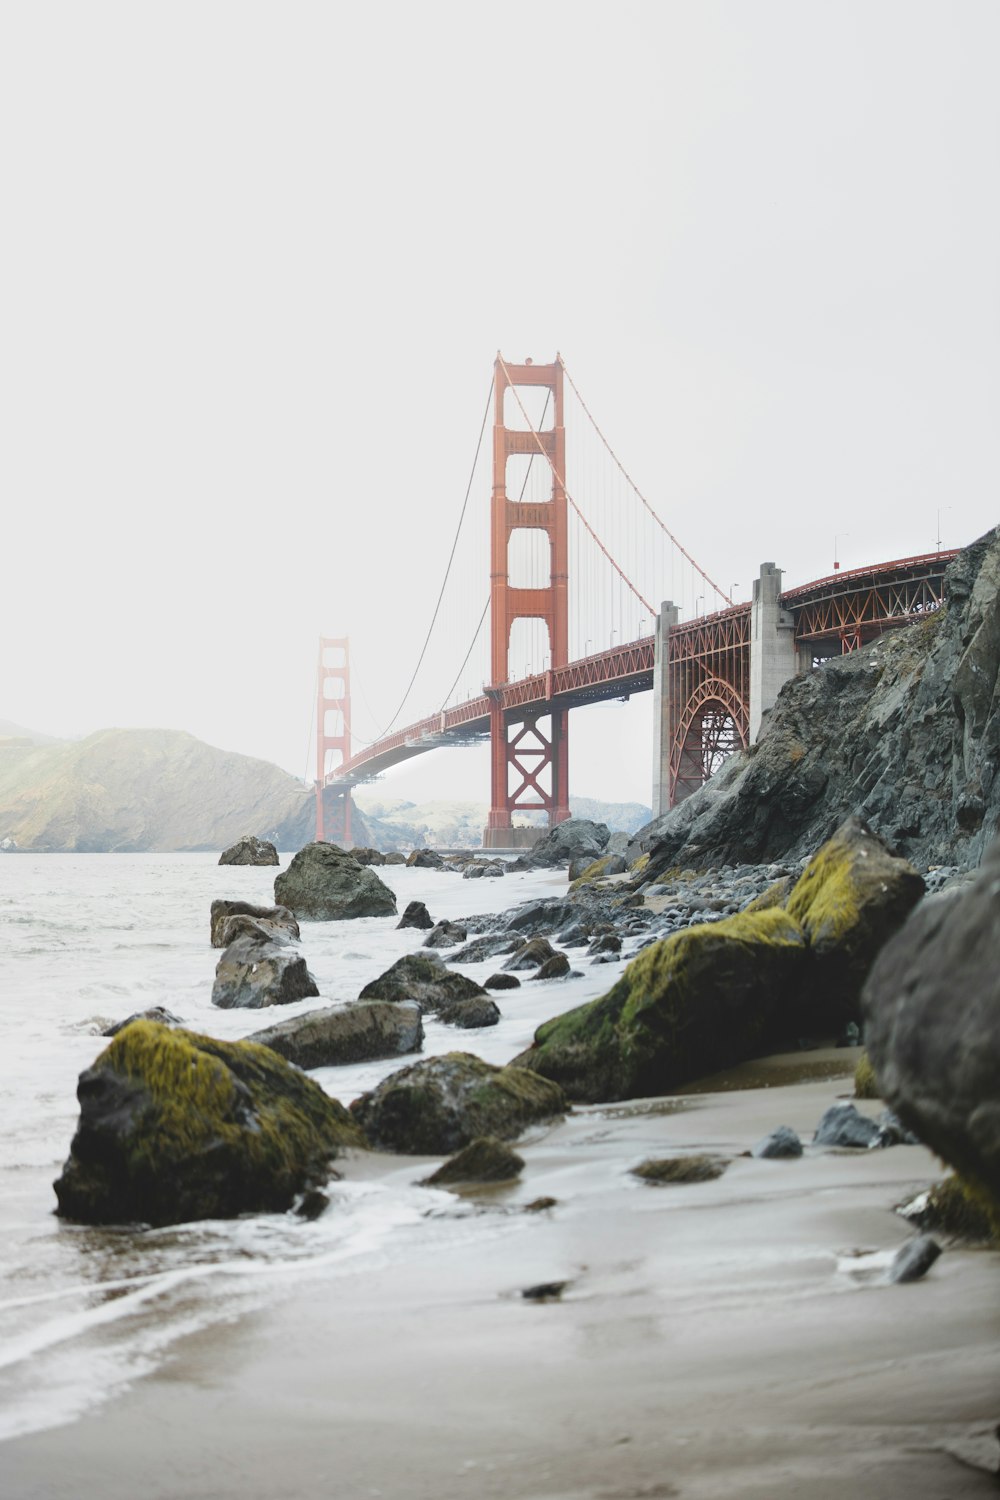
669, 675, 749, 804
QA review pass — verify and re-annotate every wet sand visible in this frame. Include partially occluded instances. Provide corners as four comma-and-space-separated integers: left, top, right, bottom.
6, 1059, 999, 1499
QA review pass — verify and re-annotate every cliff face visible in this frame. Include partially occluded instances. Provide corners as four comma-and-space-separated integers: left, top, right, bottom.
0, 728, 317, 853
632, 527, 1000, 874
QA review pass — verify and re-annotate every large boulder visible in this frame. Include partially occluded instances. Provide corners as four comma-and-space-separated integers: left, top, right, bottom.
248, 1001, 423, 1069
210, 899, 299, 949
358, 952, 487, 1015
862, 841, 1000, 1220
513, 818, 610, 870
218, 835, 279, 866
53, 1021, 363, 1226
274, 842, 397, 921
514, 820, 922, 1103
211, 933, 320, 1009
350, 1051, 565, 1154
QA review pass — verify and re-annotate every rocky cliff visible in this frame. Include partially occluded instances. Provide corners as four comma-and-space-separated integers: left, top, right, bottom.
631, 526, 1000, 874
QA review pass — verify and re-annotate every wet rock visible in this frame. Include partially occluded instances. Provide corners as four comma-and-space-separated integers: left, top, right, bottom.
523, 1196, 557, 1213
384, 852, 406, 865
348, 847, 386, 865
212, 934, 320, 1010
569, 854, 628, 887
512, 818, 610, 870
450, 934, 523, 964
463, 860, 505, 879
485, 971, 520, 991
531, 952, 571, 980
359, 952, 488, 1015
587, 933, 622, 956
407, 848, 445, 869
422, 1136, 524, 1186
630, 1155, 727, 1184
436, 995, 501, 1029
350, 1051, 565, 1154
503, 936, 558, 972
53, 1021, 363, 1226
888, 1234, 942, 1283
556, 922, 591, 947
752, 1125, 803, 1159
423, 919, 468, 949
863, 841, 1000, 1216
210, 899, 299, 949
505, 899, 578, 936
103, 1006, 185, 1038
397, 900, 434, 931
274, 842, 397, 921
875, 1109, 920, 1148
247, 1001, 423, 1068
219, 835, 279, 866
814, 1101, 882, 1149
521, 1280, 569, 1300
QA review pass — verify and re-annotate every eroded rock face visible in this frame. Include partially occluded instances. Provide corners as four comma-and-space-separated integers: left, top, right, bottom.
53, 1021, 363, 1226
350, 1051, 565, 1154
210, 900, 299, 949
274, 842, 397, 921
630, 527, 1000, 873
862, 841, 1000, 1215
219, 835, 279, 866
248, 1001, 423, 1069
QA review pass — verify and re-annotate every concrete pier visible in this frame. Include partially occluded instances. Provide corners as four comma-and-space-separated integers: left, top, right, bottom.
650, 600, 679, 818
749, 562, 800, 743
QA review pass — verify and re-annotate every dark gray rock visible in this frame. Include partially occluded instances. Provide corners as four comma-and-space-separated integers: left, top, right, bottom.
628, 527, 1000, 874
463, 860, 505, 879
450, 934, 523, 964
219, 835, 279, 867
485, 972, 521, 991
813, 1102, 882, 1149
888, 1235, 942, 1284
247, 1001, 423, 1068
102, 1006, 184, 1038
422, 1136, 524, 1186
359, 952, 487, 1015
348, 847, 386, 865
350, 1052, 565, 1154
531, 953, 571, 980
274, 842, 397, 921
512, 818, 610, 870
407, 848, 445, 869
422, 920, 468, 949
397, 900, 434, 931
436, 995, 501, 1028
505, 899, 579, 936
752, 1125, 803, 1159
212, 934, 320, 1010
875, 1109, 921, 1148
210, 900, 300, 949
863, 839, 1000, 1210
503, 936, 557, 972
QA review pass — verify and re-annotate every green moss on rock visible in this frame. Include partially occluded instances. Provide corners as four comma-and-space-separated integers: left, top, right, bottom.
915, 1174, 1000, 1243
54, 1021, 363, 1226
854, 1052, 880, 1099
630, 1154, 727, 1184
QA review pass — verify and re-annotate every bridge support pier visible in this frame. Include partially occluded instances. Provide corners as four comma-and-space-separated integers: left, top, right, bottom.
749, 562, 800, 743
651, 600, 679, 818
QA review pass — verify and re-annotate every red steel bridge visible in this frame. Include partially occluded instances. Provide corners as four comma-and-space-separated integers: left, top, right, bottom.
315, 355, 956, 846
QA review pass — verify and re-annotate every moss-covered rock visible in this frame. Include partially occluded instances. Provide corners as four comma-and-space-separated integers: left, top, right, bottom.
422, 1135, 524, 1186
350, 1051, 565, 1154
54, 1021, 363, 1226
514, 906, 807, 1102
630, 1154, 727, 1184
908, 1174, 1000, 1243
854, 1052, 880, 1099
359, 952, 487, 1014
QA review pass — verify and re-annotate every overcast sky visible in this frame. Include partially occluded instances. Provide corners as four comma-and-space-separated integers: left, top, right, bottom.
2, 1, 998, 811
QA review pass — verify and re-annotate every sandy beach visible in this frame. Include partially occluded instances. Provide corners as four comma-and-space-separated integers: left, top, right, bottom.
5, 1051, 998, 1500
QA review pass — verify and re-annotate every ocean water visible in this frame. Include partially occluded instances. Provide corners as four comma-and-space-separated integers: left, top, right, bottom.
0, 853, 621, 1443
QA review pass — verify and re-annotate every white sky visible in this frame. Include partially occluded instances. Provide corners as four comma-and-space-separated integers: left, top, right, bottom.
2, 1, 998, 810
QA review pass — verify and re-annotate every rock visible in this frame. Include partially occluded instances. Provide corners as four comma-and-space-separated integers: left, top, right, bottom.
102, 1006, 185, 1038
358, 952, 488, 1014
813, 1101, 882, 1149
397, 900, 434, 931
350, 1051, 565, 1154
628, 527, 1000, 873
53, 1021, 363, 1226
512, 818, 610, 870
630, 1155, 727, 1184
218, 835, 279, 866
783, 817, 924, 1029
212, 934, 320, 1010
569, 854, 628, 887
875, 1109, 921, 1148
862, 843, 1000, 1218
348, 847, 386, 865
514, 906, 807, 1103
903, 1175, 998, 1241
887, 1235, 942, 1284
407, 849, 445, 869
274, 842, 397, 921
587, 933, 622, 956
422, 1136, 524, 1186
485, 972, 521, 991
503, 936, 558, 972
752, 1126, 803, 1159
216, 912, 295, 949
247, 1001, 423, 1068
450, 934, 523, 963
463, 860, 505, 879
531, 953, 571, 980
435, 995, 501, 1029
521, 1280, 569, 1300
210, 899, 300, 949
422, 920, 468, 949
505, 899, 579, 936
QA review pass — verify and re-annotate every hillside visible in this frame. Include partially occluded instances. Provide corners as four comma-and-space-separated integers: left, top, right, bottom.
355, 794, 653, 851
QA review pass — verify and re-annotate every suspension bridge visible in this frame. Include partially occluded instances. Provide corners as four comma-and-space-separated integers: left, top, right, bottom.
314, 354, 955, 848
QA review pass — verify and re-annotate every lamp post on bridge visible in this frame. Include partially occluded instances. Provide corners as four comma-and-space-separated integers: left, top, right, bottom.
834, 534, 849, 572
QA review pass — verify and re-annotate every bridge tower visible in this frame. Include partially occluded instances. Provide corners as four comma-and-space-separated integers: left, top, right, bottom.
485, 355, 570, 846
315, 636, 353, 846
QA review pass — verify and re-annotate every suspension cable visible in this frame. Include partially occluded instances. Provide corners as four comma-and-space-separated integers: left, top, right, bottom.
439, 595, 490, 711
560, 357, 733, 607
497, 354, 655, 616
